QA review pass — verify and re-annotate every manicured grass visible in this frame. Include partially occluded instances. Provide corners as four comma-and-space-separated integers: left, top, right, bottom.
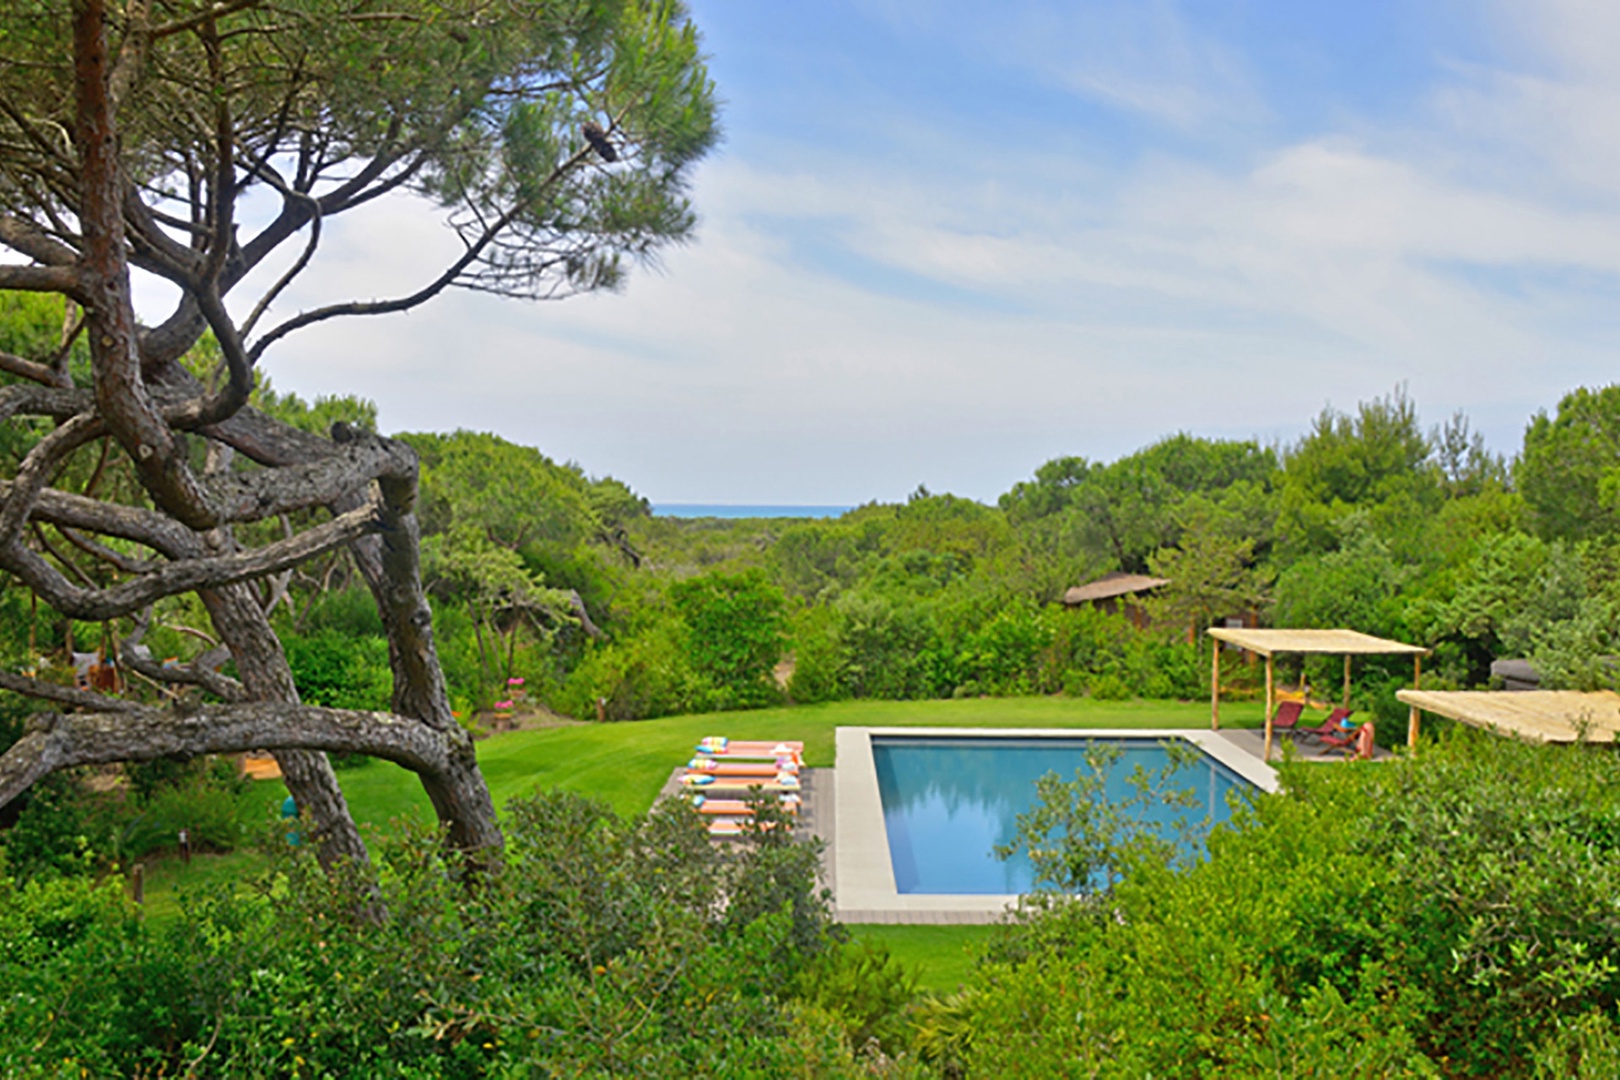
848, 924, 998, 996
350, 695, 1264, 824
142, 696, 1263, 915
137, 848, 267, 922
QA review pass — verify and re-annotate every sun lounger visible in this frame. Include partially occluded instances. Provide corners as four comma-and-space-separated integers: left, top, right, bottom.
1320, 723, 1361, 752
1299, 707, 1353, 741
706, 818, 785, 837
681, 772, 802, 793
686, 757, 799, 776
688, 794, 800, 816
694, 737, 804, 762
1323, 721, 1376, 758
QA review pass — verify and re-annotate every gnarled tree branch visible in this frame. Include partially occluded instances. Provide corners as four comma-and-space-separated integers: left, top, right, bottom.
0, 669, 143, 715
0, 498, 384, 621
0, 700, 468, 811
0, 264, 82, 296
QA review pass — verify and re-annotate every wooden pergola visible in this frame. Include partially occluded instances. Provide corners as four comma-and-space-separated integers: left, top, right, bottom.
1207, 628, 1430, 761
1396, 689, 1620, 744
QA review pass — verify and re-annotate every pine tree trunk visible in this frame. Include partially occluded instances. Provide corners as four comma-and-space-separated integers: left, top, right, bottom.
199, 581, 370, 870
347, 474, 502, 855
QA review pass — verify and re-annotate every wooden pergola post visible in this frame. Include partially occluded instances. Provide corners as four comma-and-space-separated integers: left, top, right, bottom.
1407, 653, 1422, 756
1263, 653, 1275, 761
1210, 638, 1221, 730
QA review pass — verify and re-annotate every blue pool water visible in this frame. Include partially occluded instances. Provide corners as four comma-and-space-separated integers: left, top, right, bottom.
872, 736, 1252, 894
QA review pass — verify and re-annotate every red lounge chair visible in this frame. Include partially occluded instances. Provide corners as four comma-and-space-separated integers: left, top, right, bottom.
1321, 720, 1367, 753
1300, 707, 1353, 741
1269, 700, 1305, 736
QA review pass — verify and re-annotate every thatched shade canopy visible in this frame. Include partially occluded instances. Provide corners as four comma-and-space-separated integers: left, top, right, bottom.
1207, 627, 1429, 760
1396, 689, 1620, 745
1206, 628, 1427, 657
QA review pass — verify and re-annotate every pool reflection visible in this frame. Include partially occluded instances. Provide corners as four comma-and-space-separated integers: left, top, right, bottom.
871, 736, 1251, 894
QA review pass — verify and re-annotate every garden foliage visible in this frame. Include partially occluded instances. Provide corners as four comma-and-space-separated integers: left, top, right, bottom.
8, 731, 1620, 1076
0, 790, 904, 1078
957, 731, 1620, 1077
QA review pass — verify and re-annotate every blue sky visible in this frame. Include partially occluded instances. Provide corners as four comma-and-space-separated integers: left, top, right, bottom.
224, 0, 1620, 504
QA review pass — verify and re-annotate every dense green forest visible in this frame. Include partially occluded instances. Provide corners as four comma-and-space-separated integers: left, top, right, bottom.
279, 367, 1620, 734
12, 285, 1615, 739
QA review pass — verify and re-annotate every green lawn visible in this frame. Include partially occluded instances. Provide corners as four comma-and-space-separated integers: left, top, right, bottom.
339, 695, 1263, 825
143, 696, 1263, 921
848, 924, 999, 996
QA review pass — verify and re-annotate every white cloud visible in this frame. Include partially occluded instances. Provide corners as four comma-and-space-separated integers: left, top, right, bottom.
127, 1, 1620, 504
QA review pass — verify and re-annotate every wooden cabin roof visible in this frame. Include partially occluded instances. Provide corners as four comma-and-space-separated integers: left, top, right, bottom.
1063, 572, 1170, 605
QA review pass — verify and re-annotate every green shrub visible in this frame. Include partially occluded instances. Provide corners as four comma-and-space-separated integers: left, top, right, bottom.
558, 620, 703, 720
951, 599, 1056, 696
1, 772, 109, 881
1531, 1010, 1620, 1079
786, 605, 849, 703
117, 776, 249, 859
836, 593, 939, 700
0, 790, 844, 1077
670, 569, 788, 709
124, 756, 209, 803
284, 628, 392, 711
795, 940, 919, 1057
960, 731, 1620, 1077
1086, 672, 1132, 700
299, 584, 386, 638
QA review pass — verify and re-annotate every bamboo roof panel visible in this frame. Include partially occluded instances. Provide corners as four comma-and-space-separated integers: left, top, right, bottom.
1396, 689, 1620, 744
1206, 627, 1427, 657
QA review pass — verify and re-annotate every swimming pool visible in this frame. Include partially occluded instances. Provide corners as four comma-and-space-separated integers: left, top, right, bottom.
873, 735, 1253, 894
833, 727, 1278, 920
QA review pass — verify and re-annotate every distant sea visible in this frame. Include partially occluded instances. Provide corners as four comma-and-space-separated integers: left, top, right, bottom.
654, 504, 853, 519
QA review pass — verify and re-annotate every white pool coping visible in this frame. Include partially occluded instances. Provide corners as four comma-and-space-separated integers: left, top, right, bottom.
833, 727, 1279, 922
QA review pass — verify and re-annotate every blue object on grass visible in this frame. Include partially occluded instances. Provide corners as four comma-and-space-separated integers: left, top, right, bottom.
281, 794, 302, 846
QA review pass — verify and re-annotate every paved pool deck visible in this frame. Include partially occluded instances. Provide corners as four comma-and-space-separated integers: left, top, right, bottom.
830, 726, 1282, 925
1217, 725, 1393, 764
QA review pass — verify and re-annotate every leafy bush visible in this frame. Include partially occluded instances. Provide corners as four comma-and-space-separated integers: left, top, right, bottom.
1, 771, 108, 881
834, 593, 940, 700
949, 599, 1056, 696
795, 940, 919, 1058
298, 583, 387, 638
0, 790, 847, 1078
670, 569, 788, 709
284, 628, 392, 711
117, 775, 249, 860
557, 619, 703, 720
960, 731, 1620, 1077
1050, 606, 1206, 701
786, 604, 850, 703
